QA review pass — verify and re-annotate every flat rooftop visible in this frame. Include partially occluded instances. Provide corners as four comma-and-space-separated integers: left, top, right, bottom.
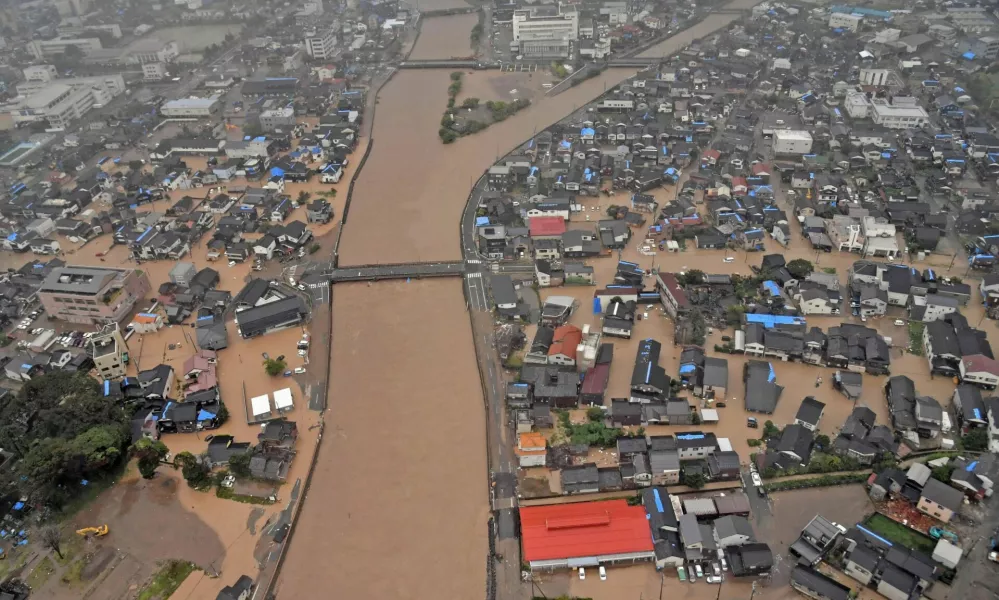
23, 84, 72, 109
40, 266, 126, 295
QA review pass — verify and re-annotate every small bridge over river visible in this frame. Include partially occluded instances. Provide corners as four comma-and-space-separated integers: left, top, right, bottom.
329, 261, 466, 283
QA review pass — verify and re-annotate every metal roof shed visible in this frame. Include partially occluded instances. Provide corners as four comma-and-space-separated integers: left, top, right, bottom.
250, 394, 271, 417
683, 498, 718, 517
274, 388, 294, 411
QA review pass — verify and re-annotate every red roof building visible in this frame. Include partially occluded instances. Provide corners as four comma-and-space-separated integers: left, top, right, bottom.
529, 216, 567, 239
520, 500, 655, 569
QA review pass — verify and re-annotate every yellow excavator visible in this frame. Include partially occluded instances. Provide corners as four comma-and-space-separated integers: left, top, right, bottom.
76, 525, 109, 537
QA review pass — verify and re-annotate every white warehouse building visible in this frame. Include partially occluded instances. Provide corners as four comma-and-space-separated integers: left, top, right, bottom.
773, 130, 814, 155
159, 97, 222, 117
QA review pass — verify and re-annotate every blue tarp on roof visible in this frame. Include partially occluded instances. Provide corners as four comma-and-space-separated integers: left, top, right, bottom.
581, 127, 595, 136
475, 216, 490, 226
967, 460, 978, 472
964, 52, 976, 60
679, 364, 696, 374
653, 488, 665, 513
763, 281, 781, 296
197, 410, 216, 421
270, 167, 285, 177
745, 314, 806, 328
677, 433, 704, 440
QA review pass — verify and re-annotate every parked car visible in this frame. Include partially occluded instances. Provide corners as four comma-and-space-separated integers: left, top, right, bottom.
747, 417, 759, 428
599, 566, 606, 581
578, 568, 585, 580
293, 367, 306, 374
694, 564, 703, 578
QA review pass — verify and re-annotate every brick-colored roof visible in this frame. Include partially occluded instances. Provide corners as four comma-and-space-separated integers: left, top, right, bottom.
548, 324, 583, 360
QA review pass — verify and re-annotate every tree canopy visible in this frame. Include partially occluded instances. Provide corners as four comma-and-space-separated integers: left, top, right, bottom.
0, 372, 130, 507
786, 259, 815, 279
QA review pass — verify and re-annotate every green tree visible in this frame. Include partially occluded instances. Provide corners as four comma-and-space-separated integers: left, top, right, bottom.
228, 452, 252, 478
132, 438, 169, 480
678, 269, 705, 286
815, 434, 831, 449
726, 304, 746, 326
264, 358, 287, 376
297, 191, 311, 205
17, 438, 71, 497
682, 472, 706, 489
450, 71, 463, 82
174, 452, 211, 489
586, 407, 604, 422
931, 465, 954, 483
128, 160, 144, 172
461, 98, 480, 109
71, 425, 127, 472
962, 428, 988, 451
762, 420, 781, 441
786, 259, 815, 279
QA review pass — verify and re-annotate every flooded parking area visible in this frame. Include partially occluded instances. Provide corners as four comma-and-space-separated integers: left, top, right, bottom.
274, 279, 489, 600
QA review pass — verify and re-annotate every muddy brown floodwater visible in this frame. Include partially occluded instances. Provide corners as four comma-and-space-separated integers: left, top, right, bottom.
273, 280, 489, 599
275, 2, 785, 598
409, 13, 479, 59
338, 0, 761, 266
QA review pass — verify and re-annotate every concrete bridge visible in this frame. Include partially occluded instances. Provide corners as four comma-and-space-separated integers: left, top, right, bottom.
329, 261, 466, 282
421, 6, 479, 16
399, 60, 496, 69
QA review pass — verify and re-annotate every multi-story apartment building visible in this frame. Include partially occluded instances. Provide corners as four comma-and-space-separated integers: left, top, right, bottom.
259, 107, 296, 131
90, 324, 129, 379
39, 266, 151, 325
512, 4, 579, 58
125, 39, 179, 64
304, 29, 338, 59
870, 97, 929, 129
16, 84, 98, 129
16, 73, 126, 98
143, 62, 168, 80
22, 65, 58, 83
28, 37, 103, 59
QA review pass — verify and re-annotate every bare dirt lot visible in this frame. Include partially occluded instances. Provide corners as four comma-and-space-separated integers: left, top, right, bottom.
273, 279, 489, 600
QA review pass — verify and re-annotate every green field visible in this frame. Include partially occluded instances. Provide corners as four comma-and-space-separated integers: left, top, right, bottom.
862, 513, 936, 554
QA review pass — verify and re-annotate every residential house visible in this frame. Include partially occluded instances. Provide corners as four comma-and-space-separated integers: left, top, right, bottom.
794, 397, 826, 431
917, 479, 964, 523
648, 449, 681, 485
790, 566, 851, 600
516, 432, 547, 467
790, 515, 843, 566
960, 354, 999, 390
714, 515, 755, 548
725, 543, 774, 577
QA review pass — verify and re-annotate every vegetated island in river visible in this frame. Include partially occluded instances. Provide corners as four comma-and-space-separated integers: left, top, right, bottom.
439, 72, 530, 144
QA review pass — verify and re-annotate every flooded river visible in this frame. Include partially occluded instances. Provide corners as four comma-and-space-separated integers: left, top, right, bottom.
273, 280, 489, 599
410, 13, 479, 59
339, 0, 764, 265
277, 2, 814, 598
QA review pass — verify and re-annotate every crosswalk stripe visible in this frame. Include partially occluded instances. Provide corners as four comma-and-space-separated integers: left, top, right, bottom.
466, 272, 483, 279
